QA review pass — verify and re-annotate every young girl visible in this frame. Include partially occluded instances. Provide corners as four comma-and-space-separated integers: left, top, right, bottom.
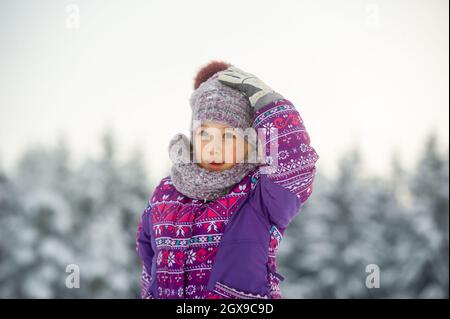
136, 61, 319, 299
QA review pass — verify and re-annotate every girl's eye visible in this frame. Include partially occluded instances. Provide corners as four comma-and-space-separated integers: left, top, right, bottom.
200, 130, 209, 138
224, 132, 236, 140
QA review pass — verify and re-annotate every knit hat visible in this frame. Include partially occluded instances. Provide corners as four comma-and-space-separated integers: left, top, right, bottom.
189, 61, 254, 133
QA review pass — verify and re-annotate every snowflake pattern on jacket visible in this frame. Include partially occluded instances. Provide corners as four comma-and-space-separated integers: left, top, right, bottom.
136, 99, 319, 299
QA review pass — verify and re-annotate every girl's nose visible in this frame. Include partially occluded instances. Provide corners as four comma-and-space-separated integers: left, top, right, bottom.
210, 146, 222, 160
208, 139, 223, 161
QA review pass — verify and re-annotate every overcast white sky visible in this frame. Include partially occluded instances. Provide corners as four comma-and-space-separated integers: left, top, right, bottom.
0, 0, 448, 180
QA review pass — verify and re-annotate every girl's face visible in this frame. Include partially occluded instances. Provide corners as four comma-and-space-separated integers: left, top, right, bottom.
194, 122, 249, 172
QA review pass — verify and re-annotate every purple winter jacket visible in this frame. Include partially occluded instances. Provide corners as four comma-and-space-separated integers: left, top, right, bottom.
136, 98, 319, 299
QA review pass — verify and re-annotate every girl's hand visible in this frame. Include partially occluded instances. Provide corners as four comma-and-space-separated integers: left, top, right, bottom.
218, 66, 283, 110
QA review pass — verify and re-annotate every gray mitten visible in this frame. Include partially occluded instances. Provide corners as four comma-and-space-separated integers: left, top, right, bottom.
218, 66, 283, 110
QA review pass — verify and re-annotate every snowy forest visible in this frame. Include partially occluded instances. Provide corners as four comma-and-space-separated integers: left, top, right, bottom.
0, 132, 448, 298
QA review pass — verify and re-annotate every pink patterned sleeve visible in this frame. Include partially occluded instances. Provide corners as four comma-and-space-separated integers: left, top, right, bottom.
136, 204, 155, 299
253, 98, 319, 203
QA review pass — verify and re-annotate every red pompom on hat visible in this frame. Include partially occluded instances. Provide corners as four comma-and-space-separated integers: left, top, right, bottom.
193, 61, 231, 90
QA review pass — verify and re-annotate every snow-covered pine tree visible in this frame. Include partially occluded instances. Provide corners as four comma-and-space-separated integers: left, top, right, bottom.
72, 131, 152, 298
0, 162, 26, 297
403, 134, 449, 298
11, 139, 76, 298
0, 132, 153, 298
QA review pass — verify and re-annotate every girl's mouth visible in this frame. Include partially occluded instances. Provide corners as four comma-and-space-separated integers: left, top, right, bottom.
207, 162, 225, 170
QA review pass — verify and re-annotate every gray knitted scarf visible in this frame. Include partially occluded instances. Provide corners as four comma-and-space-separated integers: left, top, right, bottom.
168, 133, 265, 202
